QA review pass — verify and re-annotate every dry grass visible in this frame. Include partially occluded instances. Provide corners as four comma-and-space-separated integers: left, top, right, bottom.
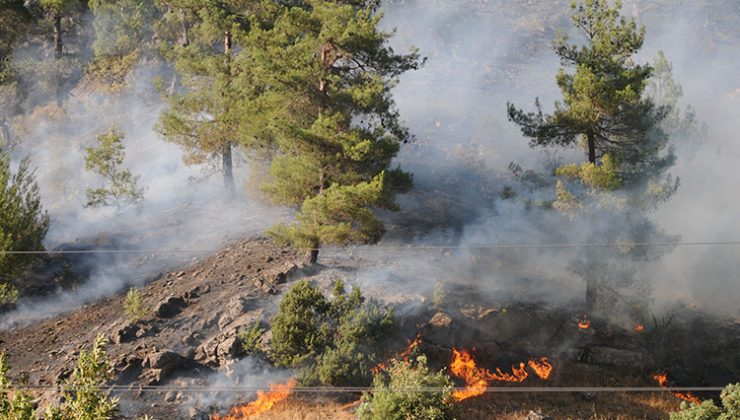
247, 364, 688, 419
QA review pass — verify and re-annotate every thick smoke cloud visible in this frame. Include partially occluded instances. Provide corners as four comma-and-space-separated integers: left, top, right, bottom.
3, 1, 739, 328
371, 0, 740, 317
1, 62, 287, 328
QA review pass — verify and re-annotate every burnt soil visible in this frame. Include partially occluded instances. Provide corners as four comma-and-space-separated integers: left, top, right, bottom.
0, 237, 738, 419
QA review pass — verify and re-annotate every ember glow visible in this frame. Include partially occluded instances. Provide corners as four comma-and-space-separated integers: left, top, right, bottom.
578, 318, 591, 329
652, 373, 702, 405
450, 349, 554, 401
212, 378, 297, 419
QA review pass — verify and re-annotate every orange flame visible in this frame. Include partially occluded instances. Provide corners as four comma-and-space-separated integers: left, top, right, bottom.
212, 378, 297, 419
633, 324, 645, 333
578, 318, 591, 329
399, 334, 422, 362
528, 357, 553, 380
652, 373, 702, 405
450, 349, 553, 401
371, 334, 422, 374
450, 349, 489, 401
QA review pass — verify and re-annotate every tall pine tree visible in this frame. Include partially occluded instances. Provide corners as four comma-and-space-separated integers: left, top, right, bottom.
156, 0, 262, 190
507, 0, 673, 187
507, 0, 678, 314
242, 0, 422, 263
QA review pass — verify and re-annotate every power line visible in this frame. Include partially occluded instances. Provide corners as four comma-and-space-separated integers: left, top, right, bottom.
12, 385, 728, 393
3, 240, 740, 255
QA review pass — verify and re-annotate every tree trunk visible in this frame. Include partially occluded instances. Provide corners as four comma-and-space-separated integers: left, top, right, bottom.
585, 280, 596, 313
587, 132, 596, 164
222, 141, 234, 191
305, 248, 319, 266
53, 13, 63, 107
180, 12, 190, 47
221, 31, 234, 192
224, 30, 232, 54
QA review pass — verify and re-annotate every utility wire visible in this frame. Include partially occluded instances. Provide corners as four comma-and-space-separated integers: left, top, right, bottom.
12, 385, 728, 393
3, 240, 740, 254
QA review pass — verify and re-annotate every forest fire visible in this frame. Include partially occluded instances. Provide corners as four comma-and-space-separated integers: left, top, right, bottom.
212, 378, 297, 419
633, 324, 645, 333
578, 318, 591, 329
371, 334, 422, 374
652, 373, 702, 405
450, 349, 490, 401
450, 349, 553, 401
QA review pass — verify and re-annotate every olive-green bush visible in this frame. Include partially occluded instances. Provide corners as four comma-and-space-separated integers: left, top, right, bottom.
358, 356, 455, 420
270, 279, 395, 386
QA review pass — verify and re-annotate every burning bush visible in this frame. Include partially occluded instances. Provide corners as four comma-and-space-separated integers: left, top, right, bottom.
358, 356, 455, 420
669, 383, 739, 420
270, 279, 395, 386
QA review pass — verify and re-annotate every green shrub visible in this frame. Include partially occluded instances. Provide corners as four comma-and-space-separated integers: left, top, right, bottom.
123, 287, 148, 322
0, 154, 49, 306
0, 353, 35, 420
0, 335, 119, 419
270, 279, 395, 386
670, 383, 740, 420
84, 127, 144, 208
358, 355, 455, 420
239, 321, 265, 356
45, 335, 119, 420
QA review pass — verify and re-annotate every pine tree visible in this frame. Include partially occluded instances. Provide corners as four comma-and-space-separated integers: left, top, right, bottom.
156, 0, 261, 190
38, 0, 84, 106
507, 0, 678, 314
0, 154, 49, 305
0, 1, 33, 132
86, 0, 161, 87
507, 0, 673, 187
83, 127, 144, 208
245, 0, 422, 263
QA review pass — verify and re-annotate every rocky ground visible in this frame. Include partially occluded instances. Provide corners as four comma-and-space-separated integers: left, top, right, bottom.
0, 237, 738, 419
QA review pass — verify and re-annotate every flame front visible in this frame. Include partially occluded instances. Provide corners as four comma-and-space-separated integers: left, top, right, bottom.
450, 349, 489, 401
398, 334, 422, 363
527, 357, 553, 380
213, 378, 297, 419
652, 373, 702, 405
578, 318, 591, 329
371, 334, 422, 374
450, 349, 553, 402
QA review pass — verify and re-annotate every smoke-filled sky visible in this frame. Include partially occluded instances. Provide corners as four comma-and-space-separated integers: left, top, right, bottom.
378, 0, 740, 316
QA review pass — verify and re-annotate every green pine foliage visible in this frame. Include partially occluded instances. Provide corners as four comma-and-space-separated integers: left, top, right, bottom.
239, 321, 265, 356
358, 356, 455, 420
240, 0, 420, 259
506, 0, 680, 315
669, 383, 739, 420
123, 287, 148, 322
0, 154, 49, 305
0, 336, 119, 419
156, 0, 261, 189
0, 353, 35, 420
45, 335, 119, 420
84, 127, 144, 208
270, 279, 395, 386
508, 0, 674, 187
